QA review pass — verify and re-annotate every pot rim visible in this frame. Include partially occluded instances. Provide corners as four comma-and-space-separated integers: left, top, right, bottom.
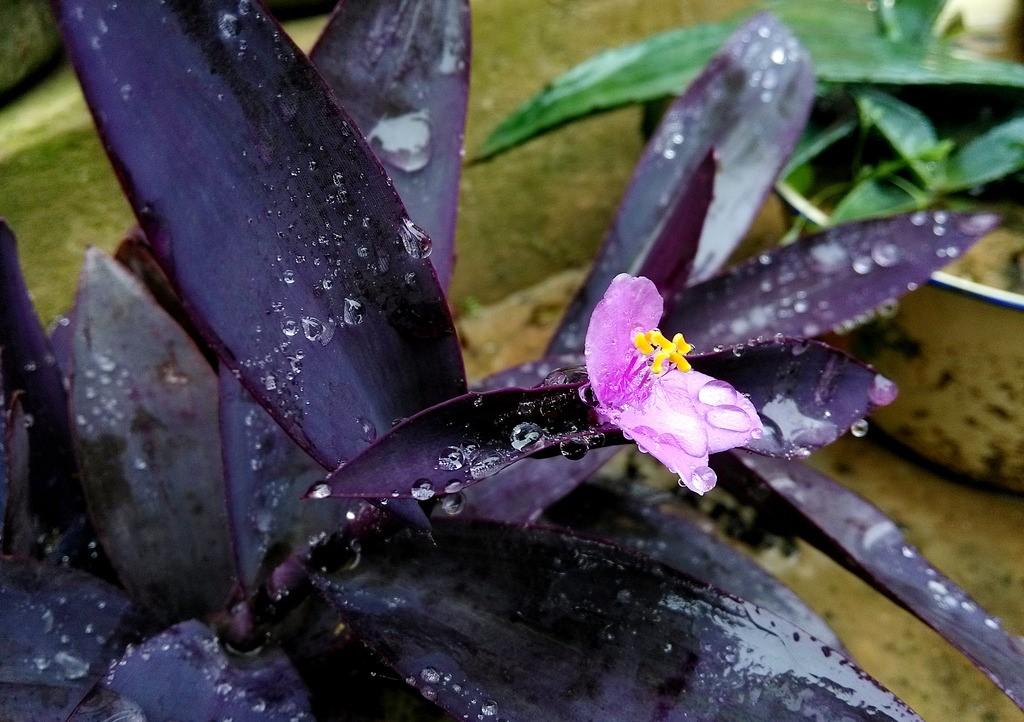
929, 270, 1024, 312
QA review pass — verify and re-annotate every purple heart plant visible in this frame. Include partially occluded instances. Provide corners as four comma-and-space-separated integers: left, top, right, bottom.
0, 2, 1020, 721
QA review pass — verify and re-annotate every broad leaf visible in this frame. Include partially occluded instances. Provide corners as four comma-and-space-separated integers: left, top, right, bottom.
56, 0, 467, 473
219, 367, 360, 593
316, 521, 921, 721
99, 620, 314, 722
854, 89, 942, 183
830, 178, 924, 224
673, 212, 997, 346
877, 0, 946, 43
940, 116, 1024, 192
545, 483, 845, 650
71, 250, 234, 622
478, 1, 1024, 159
782, 115, 858, 178
719, 452, 1024, 711
310, 0, 471, 288
0, 220, 82, 556
311, 381, 618, 500
0, 557, 145, 720
2, 393, 30, 553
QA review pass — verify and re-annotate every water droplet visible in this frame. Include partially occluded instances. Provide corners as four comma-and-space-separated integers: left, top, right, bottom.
302, 316, 336, 346
932, 224, 947, 237
398, 218, 432, 259
697, 379, 736, 406
282, 270, 296, 284
705, 405, 752, 432
358, 417, 377, 442
218, 12, 239, 39
437, 447, 464, 471
343, 298, 364, 326
510, 422, 543, 451
852, 257, 873, 274
558, 439, 588, 460
367, 110, 432, 173
910, 211, 928, 226
420, 667, 441, 684
468, 448, 505, 478
577, 384, 598, 407
441, 492, 465, 515
54, 651, 89, 680
263, 374, 277, 391
281, 318, 299, 337
411, 479, 435, 501
868, 374, 898, 406
685, 466, 718, 494
850, 418, 869, 437
481, 700, 498, 717
871, 242, 899, 267
309, 483, 331, 499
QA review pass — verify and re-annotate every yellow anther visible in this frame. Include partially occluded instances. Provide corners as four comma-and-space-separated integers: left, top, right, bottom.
651, 350, 671, 375
633, 331, 654, 355
633, 326, 693, 375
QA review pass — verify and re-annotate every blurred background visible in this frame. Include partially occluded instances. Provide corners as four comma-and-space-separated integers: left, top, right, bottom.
1, 1, 1022, 720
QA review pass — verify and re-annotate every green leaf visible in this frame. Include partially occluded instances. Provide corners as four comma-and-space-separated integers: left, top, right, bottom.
830, 178, 925, 224
854, 89, 946, 184
782, 116, 858, 178
479, 0, 1024, 159
876, 0, 947, 43
940, 116, 1024, 192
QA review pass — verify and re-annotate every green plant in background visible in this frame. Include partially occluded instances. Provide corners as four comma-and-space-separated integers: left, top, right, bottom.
482, 0, 1024, 232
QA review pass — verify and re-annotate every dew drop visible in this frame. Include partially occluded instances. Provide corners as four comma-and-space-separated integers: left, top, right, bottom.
850, 418, 869, 437
420, 667, 441, 684
558, 439, 588, 460
481, 700, 498, 717
282, 270, 296, 284
343, 298, 364, 326
281, 318, 299, 337
441, 492, 465, 515
852, 257, 873, 275
367, 110, 432, 173
398, 218, 432, 259
309, 483, 331, 499
870, 242, 899, 267
510, 422, 543, 451
697, 379, 736, 406
685, 466, 718, 494
437, 447, 464, 471
706, 405, 753, 432
411, 479, 435, 501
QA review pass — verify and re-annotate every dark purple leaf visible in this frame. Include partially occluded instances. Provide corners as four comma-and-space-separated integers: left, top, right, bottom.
0, 220, 83, 555
68, 688, 147, 722
99, 620, 314, 722
312, 382, 619, 500
2, 393, 32, 554
316, 520, 920, 721
673, 212, 1000, 347
310, 0, 471, 289
219, 367, 361, 593
545, 483, 845, 651
71, 250, 234, 622
0, 366, 6, 538
0, 557, 145, 718
48, 312, 75, 383
547, 143, 714, 354
461, 449, 618, 524
718, 451, 1024, 710
56, 0, 466, 473
693, 338, 897, 458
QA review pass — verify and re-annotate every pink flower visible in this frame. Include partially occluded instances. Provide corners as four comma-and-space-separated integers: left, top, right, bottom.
585, 274, 763, 494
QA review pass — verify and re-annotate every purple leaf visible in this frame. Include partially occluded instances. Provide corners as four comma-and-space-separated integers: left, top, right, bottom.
2, 394, 32, 554
692, 338, 897, 459
315, 520, 920, 721
547, 144, 714, 355
544, 483, 845, 651
48, 312, 75, 383
310, 0, 471, 289
312, 381, 619, 500
0, 220, 83, 555
219, 367, 361, 593
71, 250, 234, 622
68, 688, 147, 722
0, 557, 145, 718
461, 449, 619, 524
673, 212, 1000, 347
99, 620, 314, 722
718, 451, 1024, 711
55, 0, 466, 473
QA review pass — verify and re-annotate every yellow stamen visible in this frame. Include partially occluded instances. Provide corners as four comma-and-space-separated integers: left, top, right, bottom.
632, 327, 693, 375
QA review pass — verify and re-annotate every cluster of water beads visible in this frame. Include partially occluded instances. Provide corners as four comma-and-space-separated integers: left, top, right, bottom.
413, 667, 499, 718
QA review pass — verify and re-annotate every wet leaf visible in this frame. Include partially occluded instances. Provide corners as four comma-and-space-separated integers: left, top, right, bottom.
673, 212, 998, 346
854, 89, 942, 183
68, 688, 148, 722
55, 0, 466, 473
0, 557, 146, 719
99, 620, 314, 722
478, 1, 1024, 159
877, 0, 946, 43
71, 250, 234, 622
311, 382, 618, 500
2, 393, 31, 554
0, 220, 83, 557
719, 451, 1024, 711
782, 115, 858, 178
310, 0, 471, 288
545, 483, 845, 650
219, 367, 360, 593
829, 178, 924, 224
316, 521, 921, 721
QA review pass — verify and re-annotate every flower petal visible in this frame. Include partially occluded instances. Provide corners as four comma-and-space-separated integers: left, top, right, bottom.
584, 274, 662, 408
608, 370, 761, 493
